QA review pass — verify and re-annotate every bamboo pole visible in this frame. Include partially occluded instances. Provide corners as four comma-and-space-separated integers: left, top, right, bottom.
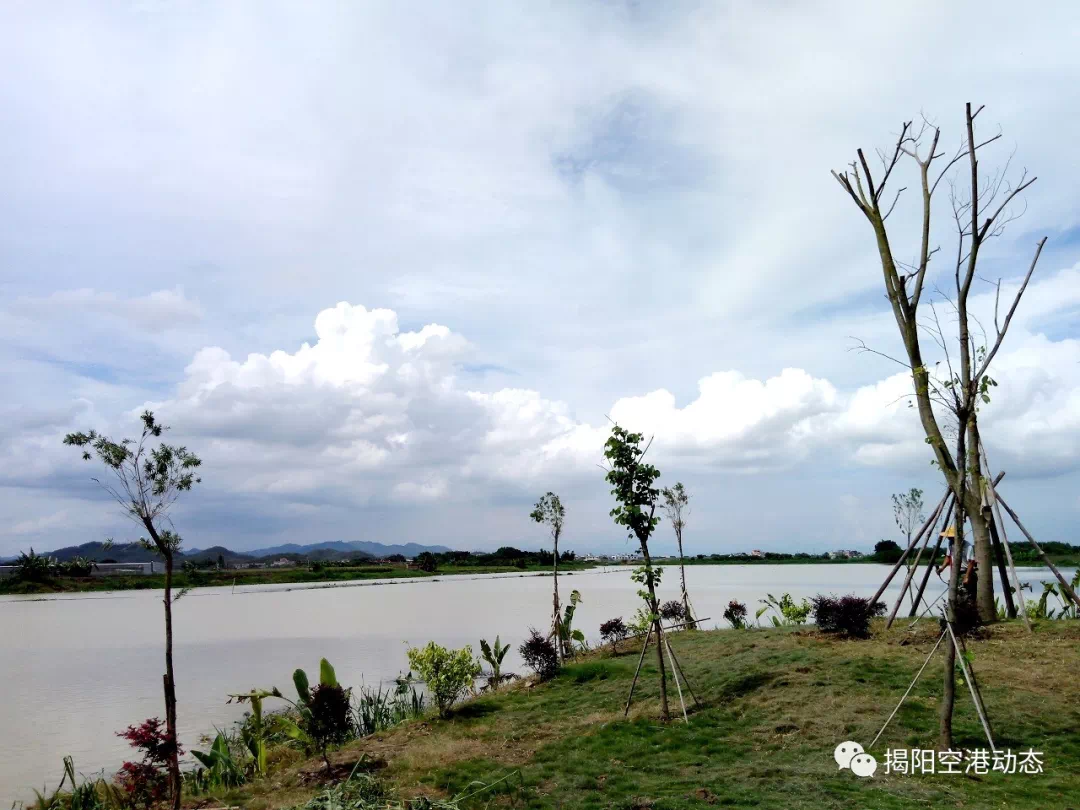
995, 493, 1080, 610
987, 517, 1017, 619
662, 634, 701, 708
886, 496, 951, 629
909, 534, 945, 618
979, 446, 1030, 629
869, 490, 949, 608
944, 619, 997, 753
660, 627, 689, 723
624, 624, 653, 717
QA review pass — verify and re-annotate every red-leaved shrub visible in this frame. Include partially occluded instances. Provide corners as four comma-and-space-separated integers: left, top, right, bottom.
114, 718, 181, 807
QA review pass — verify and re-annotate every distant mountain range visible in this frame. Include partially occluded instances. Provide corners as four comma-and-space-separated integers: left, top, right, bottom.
1, 539, 453, 564
236, 540, 452, 559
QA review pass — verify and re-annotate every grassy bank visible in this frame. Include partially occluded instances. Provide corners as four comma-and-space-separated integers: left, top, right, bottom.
198, 619, 1078, 810
0, 562, 599, 595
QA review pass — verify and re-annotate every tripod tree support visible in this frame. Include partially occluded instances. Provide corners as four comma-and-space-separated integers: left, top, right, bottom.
660, 626, 689, 724
870, 491, 949, 609
996, 494, 1080, 610
624, 624, 653, 718
978, 446, 1030, 630
944, 620, 997, 753
887, 497, 953, 629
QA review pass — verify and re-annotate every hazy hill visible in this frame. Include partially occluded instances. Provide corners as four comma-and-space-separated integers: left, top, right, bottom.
2, 539, 453, 564
245, 540, 452, 558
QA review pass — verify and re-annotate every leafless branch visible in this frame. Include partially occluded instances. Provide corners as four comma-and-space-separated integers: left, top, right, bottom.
974, 237, 1048, 380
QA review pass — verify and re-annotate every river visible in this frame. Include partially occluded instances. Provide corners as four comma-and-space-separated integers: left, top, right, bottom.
1, 563, 1071, 802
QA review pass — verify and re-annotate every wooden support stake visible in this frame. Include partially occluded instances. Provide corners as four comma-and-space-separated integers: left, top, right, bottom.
663, 632, 701, 708
909, 533, 945, 618
944, 620, 997, 753
979, 447, 1031, 630
996, 493, 1080, 610
870, 490, 949, 608
987, 516, 1018, 619
624, 624, 652, 717
660, 626, 689, 724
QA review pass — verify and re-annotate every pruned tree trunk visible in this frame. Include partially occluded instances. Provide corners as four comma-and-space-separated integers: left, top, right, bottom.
675, 526, 694, 629
638, 538, 669, 721
940, 499, 963, 750
552, 529, 563, 663
163, 551, 181, 810
966, 421, 996, 621
146, 520, 181, 809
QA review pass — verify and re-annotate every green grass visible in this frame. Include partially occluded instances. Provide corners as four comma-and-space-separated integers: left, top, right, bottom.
0, 562, 599, 595
295, 620, 1079, 809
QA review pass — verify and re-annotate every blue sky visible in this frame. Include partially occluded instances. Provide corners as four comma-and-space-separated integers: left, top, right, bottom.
2, 1, 1079, 557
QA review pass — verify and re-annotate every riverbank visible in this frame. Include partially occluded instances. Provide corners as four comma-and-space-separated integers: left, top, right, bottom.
187, 619, 1078, 809
0, 561, 601, 595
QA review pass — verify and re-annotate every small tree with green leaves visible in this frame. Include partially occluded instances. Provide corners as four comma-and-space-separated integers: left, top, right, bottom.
64, 411, 201, 810
406, 642, 481, 718
603, 424, 670, 720
530, 492, 567, 661
661, 482, 695, 629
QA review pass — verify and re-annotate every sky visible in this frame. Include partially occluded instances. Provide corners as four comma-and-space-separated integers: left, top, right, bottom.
2, 1, 1079, 558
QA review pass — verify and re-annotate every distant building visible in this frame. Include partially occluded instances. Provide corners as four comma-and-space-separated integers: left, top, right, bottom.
827, 549, 864, 560
270, 557, 293, 568
751, 549, 763, 558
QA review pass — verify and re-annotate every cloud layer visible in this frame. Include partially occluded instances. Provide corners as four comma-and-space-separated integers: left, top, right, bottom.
3, 1, 1080, 554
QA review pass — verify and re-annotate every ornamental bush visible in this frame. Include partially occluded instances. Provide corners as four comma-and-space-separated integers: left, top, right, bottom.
810, 594, 885, 638
406, 641, 480, 718
723, 600, 749, 630
599, 617, 629, 654
519, 627, 559, 680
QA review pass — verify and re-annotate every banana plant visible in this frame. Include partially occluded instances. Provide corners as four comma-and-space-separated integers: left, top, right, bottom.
556, 590, 586, 656
479, 635, 510, 689
239, 690, 269, 774
229, 657, 344, 766
191, 731, 246, 790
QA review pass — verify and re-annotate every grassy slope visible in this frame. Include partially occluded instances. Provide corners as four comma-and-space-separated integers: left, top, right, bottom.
232, 620, 1079, 810
0, 563, 598, 594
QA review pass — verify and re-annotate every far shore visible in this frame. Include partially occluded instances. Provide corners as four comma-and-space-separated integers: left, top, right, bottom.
3, 553, 1074, 597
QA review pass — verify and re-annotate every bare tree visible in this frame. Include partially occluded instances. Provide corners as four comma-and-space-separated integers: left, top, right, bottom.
892, 488, 926, 546
661, 483, 695, 629
530, 492, 567, 662
64, 411, 201, 809
893, 487, 925, 605
832, 103, 1046, 747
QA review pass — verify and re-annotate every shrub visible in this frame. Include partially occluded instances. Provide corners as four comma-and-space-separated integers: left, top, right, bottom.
264, 657, 355, 769
13, 548, 57, 583
599, 617, 629, 654
811, 594, 885, 638
519, 627, 559, 680
723, 600, 749, 629
60, 556, 95, 577
659, 600, 687, 623
756, 593, 812, 627
114, 718, 180, 807
414, 552, 438, 572
406, 642, 481, 718
307, 683, 354, 747
873, 539, 904, 564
